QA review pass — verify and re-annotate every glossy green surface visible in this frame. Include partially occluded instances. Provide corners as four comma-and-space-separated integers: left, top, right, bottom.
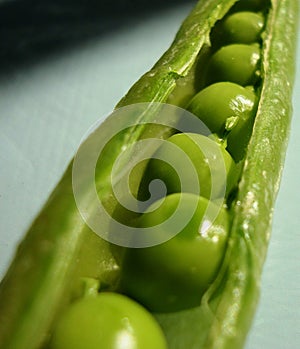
121, 193, 229, 312
50, 292, 167, 349
139, 132, 237, 201
187, 82, 257, 161
217, 12, 264, 45
205, 44, 261, 86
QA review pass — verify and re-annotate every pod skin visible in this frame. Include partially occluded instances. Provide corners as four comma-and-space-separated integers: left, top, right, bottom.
0, 1, 298, 349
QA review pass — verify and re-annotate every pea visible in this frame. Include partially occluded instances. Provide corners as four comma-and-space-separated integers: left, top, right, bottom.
205, 44, 261, 86
121, 193, 229, 312
139, 133, 237, 202
187, 82, 257, 161
219, 12, 265, 45
50, 292, 167, 349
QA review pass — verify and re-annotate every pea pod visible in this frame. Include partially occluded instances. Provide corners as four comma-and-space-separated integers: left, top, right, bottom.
0, 1, 298, 349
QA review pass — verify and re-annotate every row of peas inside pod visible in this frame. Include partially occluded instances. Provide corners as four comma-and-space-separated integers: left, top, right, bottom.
119, 2, 267, 312
50, 1, 270, 349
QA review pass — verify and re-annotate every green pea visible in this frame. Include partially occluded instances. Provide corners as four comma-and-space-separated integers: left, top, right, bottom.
205, 44, 261, 86
121, 193, 229, 312
139, 133, 237, 202
50, 292, 167, 349
187, 82, 257, 161
219, 12, 264, 45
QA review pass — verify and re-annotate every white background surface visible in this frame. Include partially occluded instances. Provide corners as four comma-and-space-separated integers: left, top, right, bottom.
0, 2, 299, 348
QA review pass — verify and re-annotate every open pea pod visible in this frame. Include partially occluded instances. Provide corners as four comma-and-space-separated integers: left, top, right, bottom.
0, 1, 298, 349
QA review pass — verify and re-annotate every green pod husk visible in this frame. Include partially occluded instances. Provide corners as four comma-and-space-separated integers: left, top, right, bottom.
0, 1, 298, 349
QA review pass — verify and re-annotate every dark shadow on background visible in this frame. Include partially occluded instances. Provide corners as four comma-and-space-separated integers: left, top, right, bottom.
0, 0, 196, 73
